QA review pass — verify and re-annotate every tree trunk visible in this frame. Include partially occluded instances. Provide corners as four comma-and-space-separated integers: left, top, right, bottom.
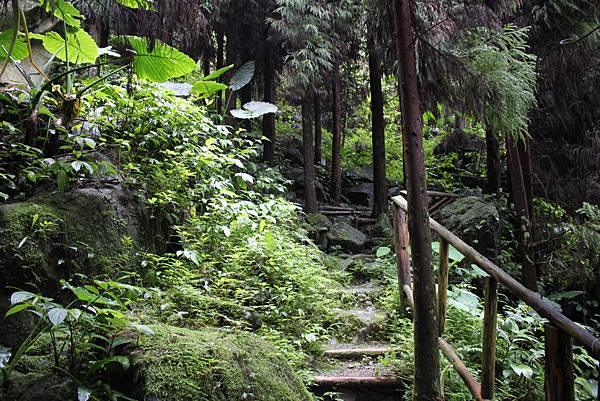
216, 30, 224, 114
202, 54, 210, 77
225, 32, 237, 115
314, 94, 322, 165
262, 31, 276, 165
486, 129, 501, 193
506, 137, 537, 290
331, 62, 343, 205
368, 37, 387, 218
393, 0, 440, 400
302, 98, 318, 213
518, 138, 534, 220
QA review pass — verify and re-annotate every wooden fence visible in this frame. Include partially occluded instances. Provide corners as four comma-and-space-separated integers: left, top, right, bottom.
391, 194, 600, 401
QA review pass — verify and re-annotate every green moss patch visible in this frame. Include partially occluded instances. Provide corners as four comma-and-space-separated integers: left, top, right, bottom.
0, 191, 135, 292
130, 324, 312, 401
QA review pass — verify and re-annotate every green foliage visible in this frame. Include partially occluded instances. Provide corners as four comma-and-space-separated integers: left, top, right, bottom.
2, 278, 152, 400
0, 30, 28, 61
125, 35, 196, 82
40, 30, 99, 64
454, 24, 537, 142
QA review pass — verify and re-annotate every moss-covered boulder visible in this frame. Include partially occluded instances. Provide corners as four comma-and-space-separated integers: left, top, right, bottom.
0, 186, 156, 347
327, 221, 368, 253
432, 196, 499, 257
124, 325, 312, 401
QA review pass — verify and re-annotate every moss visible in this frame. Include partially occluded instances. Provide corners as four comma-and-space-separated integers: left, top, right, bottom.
0, 191, 134, 292
129, 324, 312, 401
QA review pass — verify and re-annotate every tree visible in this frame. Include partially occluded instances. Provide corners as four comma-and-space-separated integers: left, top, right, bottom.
367, 31, 387, 218
270, 0, 335, 212
330, 61, 343, 205
392, 0, 439, 399
327, 0, 361, 205
314, 94, 322, 164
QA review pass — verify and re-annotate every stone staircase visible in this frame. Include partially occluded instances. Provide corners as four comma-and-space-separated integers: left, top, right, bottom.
310, 277, 405, 401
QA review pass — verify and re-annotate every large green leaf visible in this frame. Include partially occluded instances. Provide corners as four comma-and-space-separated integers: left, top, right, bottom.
43, 0, 82, 28
116, 0, 154, 9
0, 30, 28, 61
230, 101, 277, 119
191, 80, 227, 97
229, 61, 254, 91
202, 64, 234, 80
42, 29, 99, 64
126, 36, 196, 82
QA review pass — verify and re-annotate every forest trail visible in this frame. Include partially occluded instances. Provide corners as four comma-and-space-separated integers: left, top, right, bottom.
310, 240, 405, 400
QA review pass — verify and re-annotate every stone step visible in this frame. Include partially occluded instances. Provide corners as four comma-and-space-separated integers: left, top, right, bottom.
313, 375, 401, 387
313, 363, 401, 388
324, 346, 391, 360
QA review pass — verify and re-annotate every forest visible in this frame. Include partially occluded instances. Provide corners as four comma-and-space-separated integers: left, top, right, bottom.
0, 0, 599, 400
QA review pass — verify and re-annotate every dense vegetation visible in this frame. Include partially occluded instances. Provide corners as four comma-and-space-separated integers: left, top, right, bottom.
0, 0, 599, 401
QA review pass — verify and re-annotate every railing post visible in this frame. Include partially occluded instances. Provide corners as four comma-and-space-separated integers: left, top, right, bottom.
393, 204, 411, 312
481, 276, 498, 400
545, 323, 574, 401
438, 239, 449, 336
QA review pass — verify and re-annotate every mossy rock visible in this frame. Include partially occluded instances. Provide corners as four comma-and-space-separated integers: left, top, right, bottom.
124, 324, 312, 401
432, 196, 499, 257
1, 190, 128, 290
0, 186, 156, 348
306, 212, 331, 230
327, 221, 367, 253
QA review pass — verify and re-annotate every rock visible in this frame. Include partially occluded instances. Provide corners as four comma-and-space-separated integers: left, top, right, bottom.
343, 182, 373, 206
373, 213, 393, 238
283, 167, 304, 188
328, 221, 368, 253
0, 373, 76, 401
306, 212, 331, 230
278, 136, 304, 166
122, 325, 312, 401
432, 196, 499, 257
345, 166, 373, 182
0, 186, 159, 348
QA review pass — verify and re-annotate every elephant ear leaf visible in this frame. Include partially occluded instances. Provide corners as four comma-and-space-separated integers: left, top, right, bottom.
0, 30, 28, 61
126, 36, 196, 82
41, 29, 99, 64
230, 101, 277, 119
229, 61, 254, 91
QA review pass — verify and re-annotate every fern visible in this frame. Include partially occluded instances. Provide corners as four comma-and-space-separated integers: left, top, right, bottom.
453, 24, 537, 142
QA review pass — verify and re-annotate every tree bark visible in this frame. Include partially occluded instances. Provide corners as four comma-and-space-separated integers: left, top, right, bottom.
314, 94, 322, 165
262, 30, 276, 165
202, 54, 210, 77
368, 37, 387, 218
225, 32, 237, 116
216, 29, 224, 114
393, 1, 440, 400
485, 128, 501, 193
331, 62, 343, 205
506, 137, 537, 290
302, 98, 318, 213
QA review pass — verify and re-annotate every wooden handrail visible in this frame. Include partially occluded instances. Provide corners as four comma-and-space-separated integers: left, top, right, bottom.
391, 194, 600, 358
390, 194, 599, 401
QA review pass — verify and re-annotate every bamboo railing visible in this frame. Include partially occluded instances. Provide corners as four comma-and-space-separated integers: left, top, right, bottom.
391, 194, 600, 401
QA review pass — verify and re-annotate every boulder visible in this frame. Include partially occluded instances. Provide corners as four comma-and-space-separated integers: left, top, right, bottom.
343, 182, 373, 206
0, 325, 312, 401
306, 212, 331, 230
327, 221, 368, 253
0, 185, 158, 347
432, 196, 499, 257
123, 325, 312, 401
373, 213, 393, 238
